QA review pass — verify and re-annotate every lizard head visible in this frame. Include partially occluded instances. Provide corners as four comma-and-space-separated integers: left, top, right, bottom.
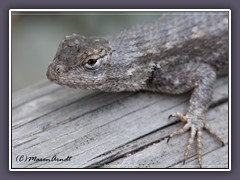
47, 34, 113, 90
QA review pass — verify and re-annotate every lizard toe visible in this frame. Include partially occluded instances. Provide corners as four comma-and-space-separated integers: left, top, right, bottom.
168, 112, 188, 122
167, 114, 224, 167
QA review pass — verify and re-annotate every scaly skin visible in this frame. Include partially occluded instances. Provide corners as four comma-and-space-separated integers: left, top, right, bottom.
47, 12, 229, 167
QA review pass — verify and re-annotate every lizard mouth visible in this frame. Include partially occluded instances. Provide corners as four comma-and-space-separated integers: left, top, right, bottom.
46, 63, 57, 82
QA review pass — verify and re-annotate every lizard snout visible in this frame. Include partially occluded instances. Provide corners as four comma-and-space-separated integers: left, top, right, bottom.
46, 63, 58, 81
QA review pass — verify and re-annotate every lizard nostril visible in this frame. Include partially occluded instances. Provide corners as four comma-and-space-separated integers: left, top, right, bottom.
56, 67, 61, 74
55, 65, 66, 74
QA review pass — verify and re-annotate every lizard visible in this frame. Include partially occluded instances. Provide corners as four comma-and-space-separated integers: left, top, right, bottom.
46, 12, 229, 168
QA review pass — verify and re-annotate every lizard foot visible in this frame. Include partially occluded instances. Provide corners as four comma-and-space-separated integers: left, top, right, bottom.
167, 112, 224, 168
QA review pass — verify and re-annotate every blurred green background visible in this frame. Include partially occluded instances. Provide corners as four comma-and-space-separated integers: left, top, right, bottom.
12, 11, 162, 92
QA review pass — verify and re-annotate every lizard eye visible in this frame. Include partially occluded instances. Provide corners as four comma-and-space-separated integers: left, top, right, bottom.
84, 58, 101, 70
87, 59, 97, 65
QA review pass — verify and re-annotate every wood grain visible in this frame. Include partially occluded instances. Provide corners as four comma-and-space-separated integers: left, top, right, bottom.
12, 77, 229, 169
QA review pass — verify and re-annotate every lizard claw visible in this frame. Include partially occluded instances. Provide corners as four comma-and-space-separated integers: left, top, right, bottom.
168, 112, 188, 122
168, 114, 173, 120
167, 136, 171, 143
167, 112, 224, 167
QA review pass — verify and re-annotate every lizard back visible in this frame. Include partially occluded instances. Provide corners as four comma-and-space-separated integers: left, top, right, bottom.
105, 12, 229, 75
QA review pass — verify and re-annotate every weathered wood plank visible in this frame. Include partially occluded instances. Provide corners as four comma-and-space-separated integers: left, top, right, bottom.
12, 85, 94, 129
13, 80, 60, 108
101, 102, 228, 168
12, 77, 228, 168
172, 144, 229, 168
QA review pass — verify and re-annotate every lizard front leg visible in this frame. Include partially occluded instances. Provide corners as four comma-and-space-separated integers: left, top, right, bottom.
147, 62, 224, 167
